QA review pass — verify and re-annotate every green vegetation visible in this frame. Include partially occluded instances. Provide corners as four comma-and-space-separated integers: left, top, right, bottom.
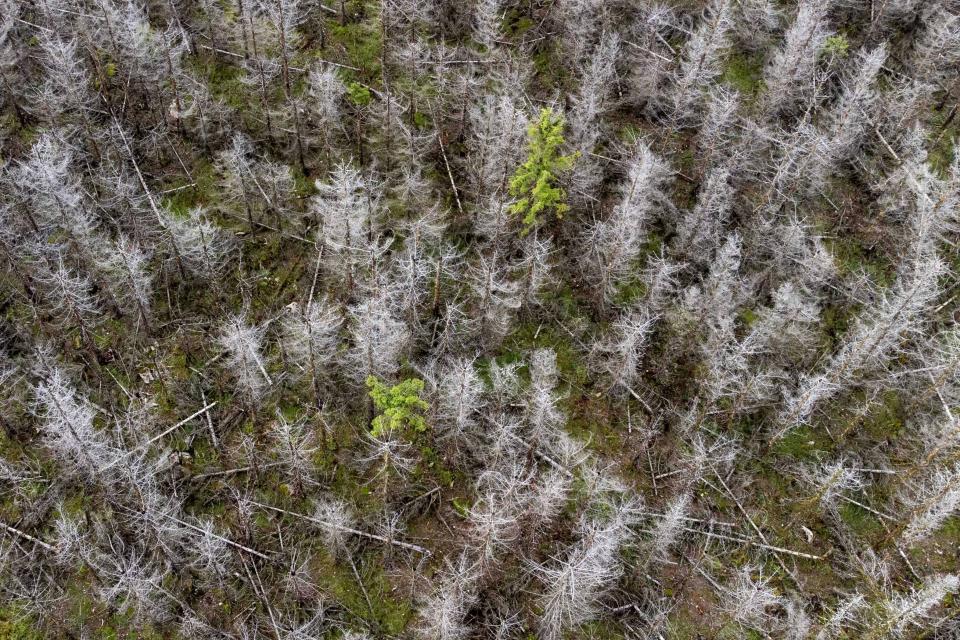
328, 18, 382, 82
0, 604, 42, 640
822, 34, 850, 59
508, 108, 579, 235
346, 81, 372, 106
838, 502, 884, 539
720, 52, 764, 97
366, 376, 429, 438
773, 426, 832, 460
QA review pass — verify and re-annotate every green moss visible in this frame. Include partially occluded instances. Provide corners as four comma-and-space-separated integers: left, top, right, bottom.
328, 19, 382, 82
165, 349, 190, 382
720, 52, 764, 97
197, 59, 247, 110
676, 146, 696, 179
610, 234, 664, 306
413, 111, 430, 128
316, 552, 412, 635
0, 603, 42, 640
546, 283, 583, 323
530, 40, 571, 91
90, 610, 168, 640
190, 436, 220, 468
52, 529, 179, 638
860, 390, 904, 440
738, 307, 760, 329
93, 318, 125, 350
504, 322, 588, 390
12, 123, 42, 147
611, 279, 645, 310
618, 123, 644, 144
927, 107, 958, 177
825, 236, 894, 288
161, 159, 218, 215
503, 9, 534, 37
939, 515, 960, 542
61, 493, 88, 517
707, 617, 759, 638
419, 445, 455, 487
773, 427, 831, 460
667, 612, 706, 639
573, 619, 627, 639
290, 165, 316, 199
329, 460, 377, 514
819, 303, 858, 354
451, 496, 471, 518
838, 502, 884, 540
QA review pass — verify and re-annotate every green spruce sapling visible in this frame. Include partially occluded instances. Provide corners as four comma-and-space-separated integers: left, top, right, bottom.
509, 108, 579, 235
366, 376, 429, 438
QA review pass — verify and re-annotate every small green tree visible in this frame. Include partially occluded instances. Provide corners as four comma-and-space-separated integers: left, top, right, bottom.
346, 81, 372, 106
509, 107, 579, 235
366, 375, 429, 437
821, 34, 850, 59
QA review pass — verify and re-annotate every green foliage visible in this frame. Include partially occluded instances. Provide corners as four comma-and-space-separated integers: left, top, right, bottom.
366, 376, 428, 438
451, 497, 471, 518
0, 603, 42, 640
822, 34, 850, 58
346, 81, 372, 106
508, 108, 579, 235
